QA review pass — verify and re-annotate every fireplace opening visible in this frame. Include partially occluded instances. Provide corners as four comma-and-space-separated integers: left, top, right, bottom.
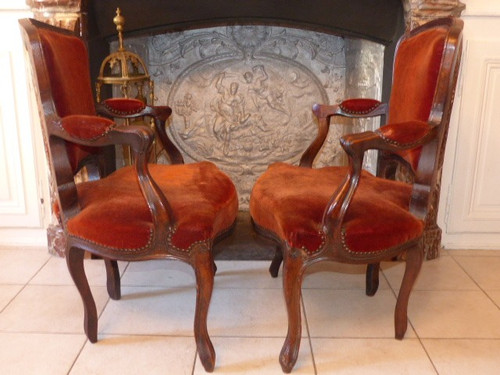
84, 0, 405, 258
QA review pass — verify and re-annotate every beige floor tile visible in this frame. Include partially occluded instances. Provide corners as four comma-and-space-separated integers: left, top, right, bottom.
382, 256, 479, 291
408, 290, 500, 338
98, 286, 196, 336
312, 338, 436, 374
303, 262, 389, 290
194, 337, 315, 374
487, 290, 500, 307
214, 260, 282, 289
121, 259, 195, 287
207, 288, 293, 337
447, 249, 500, 257
0, 248, 50, 284
0, 284, 23, 311
0, 332, 86, 375
70, 335, 196, 375
453, 256, 500, 290
30, 256, 128, 286
423, 338, 500, 375
303, 289, 416, 338
0, 285, 109, 334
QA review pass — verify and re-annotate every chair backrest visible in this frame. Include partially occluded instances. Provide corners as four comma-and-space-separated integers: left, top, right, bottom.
387, 17, 463, 172
37, 26, 96, 118
20, 18, 102, 176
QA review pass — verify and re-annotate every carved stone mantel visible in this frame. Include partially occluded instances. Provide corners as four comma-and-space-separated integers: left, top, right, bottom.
27, 0, 466, 35
407, 0, 465, 29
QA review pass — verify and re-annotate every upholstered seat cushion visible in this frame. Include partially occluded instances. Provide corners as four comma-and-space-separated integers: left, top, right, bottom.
67, 161, 238, 251
249, 162, 424, 254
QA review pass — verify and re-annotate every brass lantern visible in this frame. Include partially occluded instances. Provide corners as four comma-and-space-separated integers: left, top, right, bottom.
96, 8, 154, 104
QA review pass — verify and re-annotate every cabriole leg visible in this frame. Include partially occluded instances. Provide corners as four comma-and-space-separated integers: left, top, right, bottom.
66, 246, 98, 342
192, 247, 216, 372
280, 250, 305, 373
395, 247, 423, 339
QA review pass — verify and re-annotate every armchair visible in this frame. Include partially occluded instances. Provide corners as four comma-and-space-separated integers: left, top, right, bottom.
19, 18, 238, 372
249, 17, 463, 372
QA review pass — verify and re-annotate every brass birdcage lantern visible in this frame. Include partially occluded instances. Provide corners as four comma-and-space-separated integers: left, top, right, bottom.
96, 8, 154, 104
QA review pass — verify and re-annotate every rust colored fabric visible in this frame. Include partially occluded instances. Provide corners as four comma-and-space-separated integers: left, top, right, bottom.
67, 162, 238, 251
387, 27, 447, 169
39, 28, 99, 173
61, 115, 115, 140
377, 120, 431, 170
340, 99, 382, 115
250, 163, 424, 254
103, 98, 146, 114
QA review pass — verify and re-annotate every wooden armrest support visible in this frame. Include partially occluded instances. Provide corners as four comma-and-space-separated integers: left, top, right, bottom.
57, 115, 155, 155
300, 101, 388, 167
96, 100, 183, 164
322, 125, 438, 236
56, 115, 173, 228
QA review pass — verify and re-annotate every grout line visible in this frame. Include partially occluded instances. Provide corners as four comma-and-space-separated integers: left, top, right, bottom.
0, 255, 52, 314
300, 292, 318, 375
449, 254, 500, 310
191, 349, 197, 375
380, 264, 440, 374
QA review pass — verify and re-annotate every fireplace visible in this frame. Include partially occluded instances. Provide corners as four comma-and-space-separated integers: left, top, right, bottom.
86, 0, 406, 208
26, 0, 465, 258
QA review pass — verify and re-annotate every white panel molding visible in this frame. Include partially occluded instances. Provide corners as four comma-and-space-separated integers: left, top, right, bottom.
445, 38, 500, 235
0, 51, 27, 218
0, 8, 49, 247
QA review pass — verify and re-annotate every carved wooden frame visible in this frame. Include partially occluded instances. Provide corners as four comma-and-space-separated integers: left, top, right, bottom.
19, 18, 236, 371
250, 17, 464, 372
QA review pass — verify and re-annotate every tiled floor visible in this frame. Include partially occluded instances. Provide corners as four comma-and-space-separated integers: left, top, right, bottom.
1, 247, 500, 374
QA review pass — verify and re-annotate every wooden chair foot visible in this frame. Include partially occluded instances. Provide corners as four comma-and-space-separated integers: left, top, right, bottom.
366, 263, 380, 296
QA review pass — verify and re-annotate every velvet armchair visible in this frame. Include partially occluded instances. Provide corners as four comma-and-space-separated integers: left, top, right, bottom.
19, 18, 238, 372
249, 17, 464, 373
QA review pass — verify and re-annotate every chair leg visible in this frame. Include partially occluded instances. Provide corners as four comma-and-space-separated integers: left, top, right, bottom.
104, 259, 121, 300
394, 247, 423, 339
66, 246, 98, 343
365, 263, 380, 296
280, 252, 305, 373
269, 245, 283, 278
192, 248, 216, 372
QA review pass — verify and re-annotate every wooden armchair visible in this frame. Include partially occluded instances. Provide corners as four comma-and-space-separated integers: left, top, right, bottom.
19, 18, 238, 372
249, 17, 463, 373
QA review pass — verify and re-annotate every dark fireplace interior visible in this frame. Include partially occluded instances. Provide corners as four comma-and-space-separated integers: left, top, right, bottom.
86, 0, 405, 102
83, 0, 405, 259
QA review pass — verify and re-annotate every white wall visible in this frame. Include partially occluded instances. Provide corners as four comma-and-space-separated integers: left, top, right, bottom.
439, 0, 500, 249
0, 2, 50, 247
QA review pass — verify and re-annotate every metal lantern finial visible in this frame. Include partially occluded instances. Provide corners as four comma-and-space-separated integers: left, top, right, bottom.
96, 8, 154, 104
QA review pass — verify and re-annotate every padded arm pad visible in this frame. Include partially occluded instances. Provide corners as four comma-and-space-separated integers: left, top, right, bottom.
61, 115, 115, 140
101, 98, 146, 115
339, 98, 383, 115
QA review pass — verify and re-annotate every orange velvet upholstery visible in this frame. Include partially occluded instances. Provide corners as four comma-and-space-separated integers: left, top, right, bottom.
68, 162, 238, 251
103, 98, 147, 115
248, 18, 463, 373
39, 28, 98, 173
387, 27, 447, 169
61, 115, 116, 140
339, 99, 382, 115
377, 120, 432, 170
250, 163, 423, 254
21, 18, 239, 372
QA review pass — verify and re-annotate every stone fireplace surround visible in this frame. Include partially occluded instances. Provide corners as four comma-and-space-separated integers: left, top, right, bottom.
27, 0, 465, 259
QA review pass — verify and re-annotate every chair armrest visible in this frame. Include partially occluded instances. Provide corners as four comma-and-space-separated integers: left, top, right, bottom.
58, 114, 153, 154
321, 121, 438, 237
96, 98, 184, 164
300, 100, 388, 167
55, 114, 174, 228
